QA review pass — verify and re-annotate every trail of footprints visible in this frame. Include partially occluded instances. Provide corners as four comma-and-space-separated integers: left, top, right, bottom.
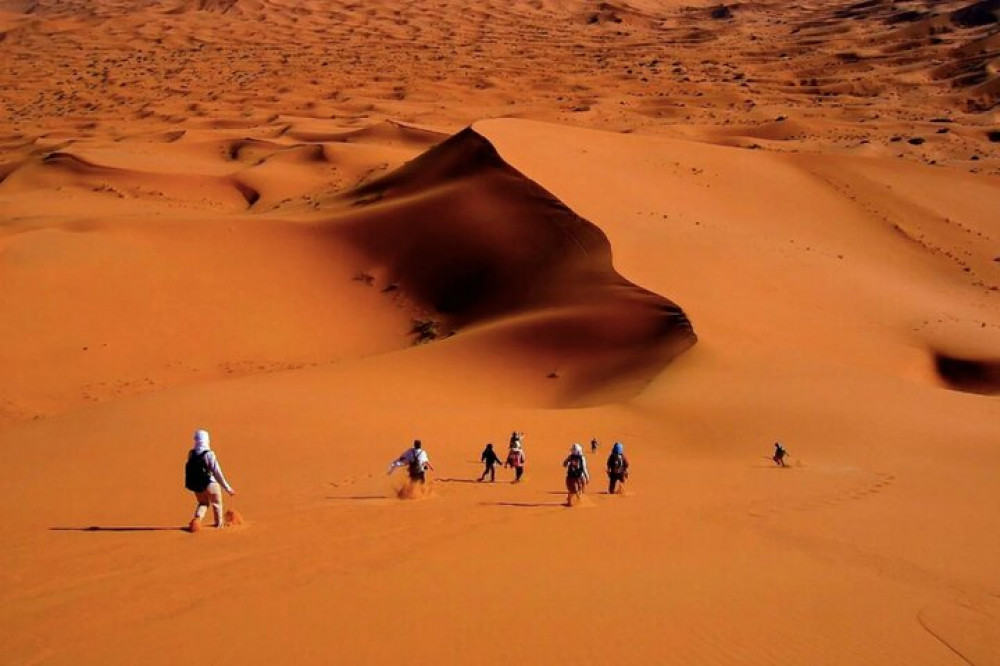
749, 470, 897, 519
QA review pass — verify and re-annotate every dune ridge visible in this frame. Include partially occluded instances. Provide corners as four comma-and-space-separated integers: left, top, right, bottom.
331, 126, 698, 400
340, 127, 694, 328
2, 0, 997, 173
0, 121, 698, 421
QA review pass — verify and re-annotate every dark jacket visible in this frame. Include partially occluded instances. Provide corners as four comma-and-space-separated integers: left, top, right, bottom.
481, 446, 503, 466
607, 452, 629, 475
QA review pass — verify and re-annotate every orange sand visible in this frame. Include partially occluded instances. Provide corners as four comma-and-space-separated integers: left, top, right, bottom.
2, 1, 1000, 664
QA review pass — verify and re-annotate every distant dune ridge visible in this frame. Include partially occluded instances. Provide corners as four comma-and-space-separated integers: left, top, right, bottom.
2, 1, 1000, 665
1, 0, 997, 170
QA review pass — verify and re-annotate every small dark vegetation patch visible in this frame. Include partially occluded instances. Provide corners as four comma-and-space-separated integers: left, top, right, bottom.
908, 137, 926, 145
411, 319, 440, 344
710, 4, 733, 19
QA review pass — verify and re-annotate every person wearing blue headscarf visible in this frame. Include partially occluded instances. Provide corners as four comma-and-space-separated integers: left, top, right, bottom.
606, 441, 629, 494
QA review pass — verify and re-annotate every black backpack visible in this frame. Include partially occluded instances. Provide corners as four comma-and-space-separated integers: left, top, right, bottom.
185, 450, 212, 492
609, 453, 626, 475
566, 454, 584, 479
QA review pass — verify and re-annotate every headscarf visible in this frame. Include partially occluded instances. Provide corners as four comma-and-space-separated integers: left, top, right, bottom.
612, 442, 624, 455
193, 429, 210, 454
571, 443, 583, 456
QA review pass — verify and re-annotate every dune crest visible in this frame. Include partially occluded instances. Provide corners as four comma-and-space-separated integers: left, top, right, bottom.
331, 127, 697, 401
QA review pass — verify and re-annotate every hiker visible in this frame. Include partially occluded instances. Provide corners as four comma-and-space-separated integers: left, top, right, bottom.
184, 429, 236, 532
388, 439, 434, 484
479, 443, 503, 482
608, 442, 628, 495
606, 441, 630, 494
563, 443, 589, 504
506, 437, 526, 483
773, 442, 788, 467
590, 437, 599, 453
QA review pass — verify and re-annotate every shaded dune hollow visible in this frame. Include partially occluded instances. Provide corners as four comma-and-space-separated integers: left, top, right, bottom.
329, 127, 697, 399
2, 151, 260, 208
935, 353, 1000, 395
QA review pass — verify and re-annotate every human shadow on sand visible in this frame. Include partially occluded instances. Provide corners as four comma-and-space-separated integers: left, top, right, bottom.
325, 495, 388, 501
479, 501, 564, 508
436, 478, 481, 484
50, 526, 185, 533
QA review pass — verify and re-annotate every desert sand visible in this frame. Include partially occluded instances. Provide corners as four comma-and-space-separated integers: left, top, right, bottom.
2, 0, 1000, 664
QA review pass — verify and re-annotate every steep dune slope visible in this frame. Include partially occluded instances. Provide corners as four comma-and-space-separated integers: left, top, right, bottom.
329, 127, 696, 399
0, 121, 697, 422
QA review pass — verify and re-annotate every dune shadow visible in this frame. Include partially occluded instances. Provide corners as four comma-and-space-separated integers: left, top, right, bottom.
934, 353, 1000, 395
337, 127, 697, 406
50, 526, 184, 533
754, 456, 790, 469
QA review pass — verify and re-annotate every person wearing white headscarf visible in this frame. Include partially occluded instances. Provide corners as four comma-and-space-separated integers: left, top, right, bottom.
506, 436, 526, 483
387, 439, 434, 483
563, 443, 589, 503
185, 429, 236, 531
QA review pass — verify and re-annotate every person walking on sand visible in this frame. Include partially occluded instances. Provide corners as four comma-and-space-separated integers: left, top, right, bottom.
773, 442, 788, 467
563, 443, 589, 505
479, 443, 503, 482
590, 437, 599, 454
606, 441, 629, 494
388, 439, 434, 484
185, 429, 236, 532
506, 437, 526, 483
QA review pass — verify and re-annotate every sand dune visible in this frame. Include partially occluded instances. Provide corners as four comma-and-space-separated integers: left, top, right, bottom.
2, 0, 1000, 665
2, 0, 997, 169
333, 127, 696, 401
